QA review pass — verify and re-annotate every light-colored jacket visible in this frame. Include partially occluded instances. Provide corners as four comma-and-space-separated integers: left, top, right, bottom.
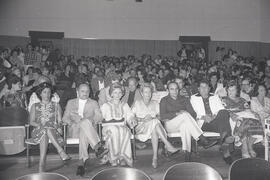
62, 98, 102, 138
190, 93, 225, 119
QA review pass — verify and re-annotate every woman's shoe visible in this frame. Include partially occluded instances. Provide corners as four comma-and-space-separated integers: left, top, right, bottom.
166, 146, 181, 156
223, 156, 233, 165
152, 158, 158, 169
39, 163, 46, 173
242, 153, 251, 158
120, 159, 127, 166
249, 149, 257, 158
59, 150, 71, 162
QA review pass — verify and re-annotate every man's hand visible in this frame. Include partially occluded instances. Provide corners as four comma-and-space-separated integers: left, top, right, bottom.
230, 113, 239, 122
70, 112, 82, 122
176, 110, 186, 116
201, 115, 214, 123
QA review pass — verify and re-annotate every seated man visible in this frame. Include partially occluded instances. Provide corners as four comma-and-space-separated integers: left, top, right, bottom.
190, 79, 234, 164
63, 83, 108, 176
121, 76, 142, 107
121, 76, 146, 149
160, 81, 217, 162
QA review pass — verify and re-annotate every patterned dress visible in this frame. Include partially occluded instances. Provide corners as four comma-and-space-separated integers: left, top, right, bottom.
223, 97, 263, 146
27, 102, 63, 145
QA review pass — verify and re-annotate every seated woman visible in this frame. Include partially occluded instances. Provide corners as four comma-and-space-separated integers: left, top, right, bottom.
27, 75, 60, 111
100, 82, 137, 167
1, 74, 27, 108
223, 81, 263, 158
26, 82, 70, 172
251, 84, 270, 127
132, 83, 180, 168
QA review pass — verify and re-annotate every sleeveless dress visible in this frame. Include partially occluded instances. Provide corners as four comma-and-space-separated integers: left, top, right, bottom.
26, 102, 63, 145
132, 100, 166, 142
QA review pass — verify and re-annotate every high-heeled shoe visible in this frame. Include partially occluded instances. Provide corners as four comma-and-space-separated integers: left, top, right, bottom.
166, 146, 181, 156
152, 158, 158, 169
249, 149, 257, 158
59, 150, 71, 162
39, 163, 46, 172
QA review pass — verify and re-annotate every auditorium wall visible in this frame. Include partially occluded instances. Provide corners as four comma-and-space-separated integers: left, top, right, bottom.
0, 0, 266, 42
0, 35, 269, 60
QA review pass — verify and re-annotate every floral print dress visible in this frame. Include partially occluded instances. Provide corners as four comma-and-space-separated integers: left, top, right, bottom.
27, 102, 63, 145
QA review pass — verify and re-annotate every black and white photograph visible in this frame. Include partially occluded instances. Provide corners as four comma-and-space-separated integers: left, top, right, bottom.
0, 0, 270, 179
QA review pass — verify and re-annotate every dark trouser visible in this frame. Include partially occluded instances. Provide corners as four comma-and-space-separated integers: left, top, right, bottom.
202, 110, 231, 138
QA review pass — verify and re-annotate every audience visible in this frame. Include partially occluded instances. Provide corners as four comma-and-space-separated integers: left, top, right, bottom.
1, 42, 270, 173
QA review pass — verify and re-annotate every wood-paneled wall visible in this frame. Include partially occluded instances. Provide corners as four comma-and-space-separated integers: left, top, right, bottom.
0, 35, 269, 61
0, 36, 29, 49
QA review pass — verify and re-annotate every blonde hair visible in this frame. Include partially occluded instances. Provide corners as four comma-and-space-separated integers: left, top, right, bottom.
109, 82, 125, 96
140, 83, 154, 94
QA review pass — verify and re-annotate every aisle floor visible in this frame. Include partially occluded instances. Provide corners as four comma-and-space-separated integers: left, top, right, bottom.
0, 145, 265, 180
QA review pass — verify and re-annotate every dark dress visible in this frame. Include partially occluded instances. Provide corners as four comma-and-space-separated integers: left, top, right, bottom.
223, 97, 263, 146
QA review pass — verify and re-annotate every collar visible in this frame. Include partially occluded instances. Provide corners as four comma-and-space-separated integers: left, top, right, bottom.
195, 93, 214, 97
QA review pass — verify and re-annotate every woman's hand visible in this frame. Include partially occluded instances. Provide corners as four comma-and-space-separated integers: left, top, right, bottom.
129, 118, 138, 128
230, 113, 239, 122
144, 114, 153, 121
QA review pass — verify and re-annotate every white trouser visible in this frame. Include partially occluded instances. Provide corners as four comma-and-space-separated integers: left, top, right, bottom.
79, 119, 100, 162
165, 112, 203, 152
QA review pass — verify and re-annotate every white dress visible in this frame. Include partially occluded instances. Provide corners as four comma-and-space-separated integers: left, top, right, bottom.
100, 102, 134, 166
132, 100, 166, 142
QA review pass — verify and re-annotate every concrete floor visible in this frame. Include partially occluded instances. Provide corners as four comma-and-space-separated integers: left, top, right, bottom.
0, 144, 265, 180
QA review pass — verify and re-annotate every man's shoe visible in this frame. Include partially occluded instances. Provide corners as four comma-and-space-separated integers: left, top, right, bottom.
184, 151, 192, 162
76, 165, 85, 176
198, 135, 218, 149
95, 146, 109, 159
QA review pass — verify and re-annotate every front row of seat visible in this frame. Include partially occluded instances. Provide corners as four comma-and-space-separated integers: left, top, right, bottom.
15, 158, 270, 180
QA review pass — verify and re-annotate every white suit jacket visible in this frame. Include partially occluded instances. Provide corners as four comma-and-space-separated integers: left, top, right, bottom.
190, 93, 225, 119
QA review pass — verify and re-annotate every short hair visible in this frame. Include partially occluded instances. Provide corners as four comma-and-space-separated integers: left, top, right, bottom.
6, 74, 21, 90
76, 81, 90, 89
199, 79, 210, 87
37, 75, 51, 85
35, 82, 53, 101
109, 82, 125, 96
226, 80, 241, 97
127, 76, 138, 85
77, 83, 90, 90
209, 72, 220, 80
252, 83, 268, 97
140, 83, 154, 94
166, 80, 179, 90
32, 68, 42, 75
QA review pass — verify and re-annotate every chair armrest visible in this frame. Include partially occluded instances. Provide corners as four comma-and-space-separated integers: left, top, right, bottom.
25, 124, 30, 139
97, 123, 102, 139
